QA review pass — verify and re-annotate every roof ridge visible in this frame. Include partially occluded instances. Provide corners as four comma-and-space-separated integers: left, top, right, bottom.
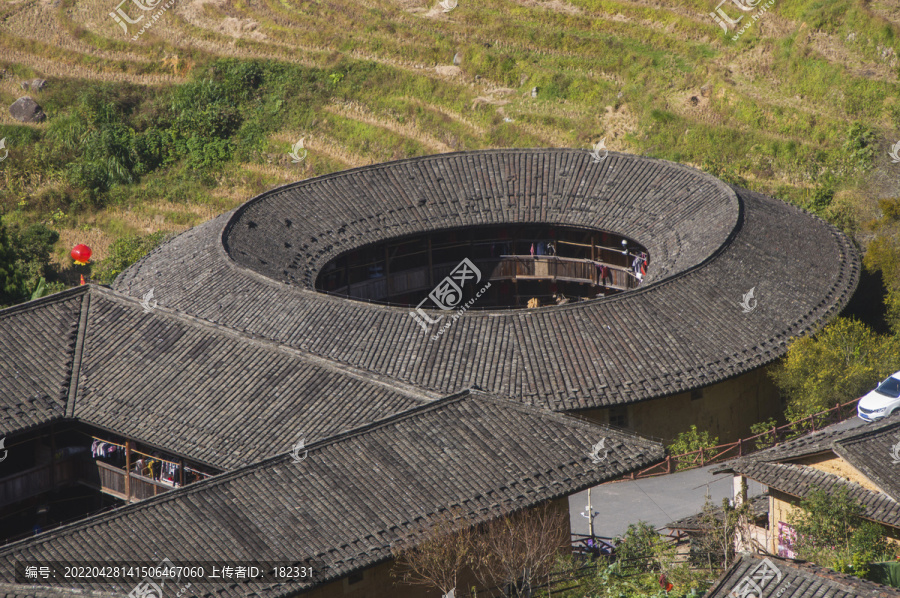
833, 416, 900, 446
86, 285, 441, 403
65, 290, 91, 418
0, 285, 89, 319
0, 389, 655, 555
466, 389, 665, 447
0, 390, 484, 549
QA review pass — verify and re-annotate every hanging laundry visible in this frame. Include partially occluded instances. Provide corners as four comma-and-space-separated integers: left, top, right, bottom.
530, 243, 535, 257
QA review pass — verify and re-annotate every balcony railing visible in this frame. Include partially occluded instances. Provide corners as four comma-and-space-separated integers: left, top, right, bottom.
80, 460, 178, 502
328, 255, 641, 303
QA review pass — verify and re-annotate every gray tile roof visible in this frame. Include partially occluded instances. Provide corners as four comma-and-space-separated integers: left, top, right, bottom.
730, 461, 900, 529
113, 149, 860, 411
0, 290, 83, 436
706, 554, 900, 598
834, 420, 900, 504
665, 494, 769, 532
718, 414, 900, 502
0, 390, 665, 598
0, 286, 435, 469
0, 584, 124, 598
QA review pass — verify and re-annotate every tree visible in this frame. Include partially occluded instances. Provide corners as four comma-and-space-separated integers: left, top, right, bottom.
0, 220, 60, 307
392, 510, 474, 597
692, 491, 754, 572
788, 486, 893, 577
769, 318, 900, 421
667, 426, 719, 471
470, 503, 569, 597
614, 521, 677, 575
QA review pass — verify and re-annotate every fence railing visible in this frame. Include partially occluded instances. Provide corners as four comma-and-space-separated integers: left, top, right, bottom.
80, 460, 179, 503
325, 255, 641, 303
627, 397, 862, 479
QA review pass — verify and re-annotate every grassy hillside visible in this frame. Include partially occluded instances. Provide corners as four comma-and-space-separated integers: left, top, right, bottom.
0, 0, 899, 287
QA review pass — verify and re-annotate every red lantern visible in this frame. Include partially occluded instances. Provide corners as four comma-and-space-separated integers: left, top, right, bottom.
71, 244, 92, 265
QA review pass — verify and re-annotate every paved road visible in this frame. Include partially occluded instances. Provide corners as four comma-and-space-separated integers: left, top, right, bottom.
568, 465, 766, 538
569, 416, 869, 538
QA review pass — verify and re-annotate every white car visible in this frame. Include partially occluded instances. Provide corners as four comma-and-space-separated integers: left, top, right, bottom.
858, 372, 900, 422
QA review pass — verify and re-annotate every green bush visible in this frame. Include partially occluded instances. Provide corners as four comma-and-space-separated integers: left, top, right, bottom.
788, 486, 893, 577
91, 231, 170, 284
749, 418, 779, 451
667, 425, 719, 470
614, 521, 673, 574
0, 221, 60, 307
842, 121, 876, 171
770, 317, 900, 421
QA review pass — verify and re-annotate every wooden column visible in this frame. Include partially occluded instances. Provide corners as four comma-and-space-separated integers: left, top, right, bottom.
124, 440, 132, 503
179, 459, 185, 487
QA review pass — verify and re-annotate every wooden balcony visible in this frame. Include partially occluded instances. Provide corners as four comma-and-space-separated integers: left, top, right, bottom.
330, 255, 640, 303
0, 458, 178, 509
79, 460, 176, 503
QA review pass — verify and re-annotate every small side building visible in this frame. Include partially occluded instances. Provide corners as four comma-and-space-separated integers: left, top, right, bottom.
716, 414, 900, 557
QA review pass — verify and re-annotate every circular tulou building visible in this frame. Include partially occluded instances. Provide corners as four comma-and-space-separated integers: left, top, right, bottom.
115, 149, 860, 442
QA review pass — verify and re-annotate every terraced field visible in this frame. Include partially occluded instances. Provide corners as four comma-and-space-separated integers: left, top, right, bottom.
0, 0, 899, 273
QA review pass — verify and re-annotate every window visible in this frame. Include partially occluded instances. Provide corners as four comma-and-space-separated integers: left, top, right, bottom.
609, 406, 627, 428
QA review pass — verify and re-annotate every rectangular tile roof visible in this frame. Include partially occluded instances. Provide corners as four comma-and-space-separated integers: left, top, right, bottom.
0, 390, 664, 598
0, 289, 83, 436
706, 554, 900, 598
730, 461, 900, 529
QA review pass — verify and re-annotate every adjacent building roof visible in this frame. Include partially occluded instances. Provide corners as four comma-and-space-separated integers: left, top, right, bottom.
114, 149, 860, 411
0, 285, 435, 469
0, 292, 82, 433
705, 554, 900, 598
0, 390, 665, 598
732, 461, 900, 529
665, 494, 769, 533
716, 414, 900, 528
